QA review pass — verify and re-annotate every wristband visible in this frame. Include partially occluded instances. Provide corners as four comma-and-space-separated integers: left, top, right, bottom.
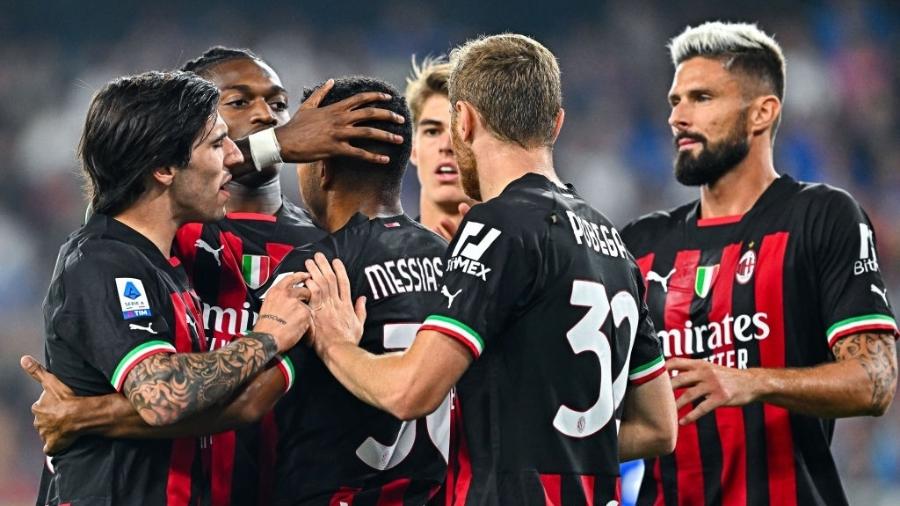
274, 354, 295, 393
248, 127, 283, 170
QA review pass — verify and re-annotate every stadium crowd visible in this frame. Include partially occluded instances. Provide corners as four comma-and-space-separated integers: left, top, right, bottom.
0, 0, 898, 504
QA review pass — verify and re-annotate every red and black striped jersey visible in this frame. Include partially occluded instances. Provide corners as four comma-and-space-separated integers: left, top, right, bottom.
173, 199, 326, 506
423, 174, 665, 505
260, 213, 450, 506
621, 175, 899, 506
39, 213, 210, 506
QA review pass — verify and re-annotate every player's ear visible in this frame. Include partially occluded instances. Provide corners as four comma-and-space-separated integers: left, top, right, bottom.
749, 95, 780, 138
320, 160, 334, 190
550, 108, 565, 144
152, 166, 176, 187
409, 139, 419, 168
456, 101, 476, 143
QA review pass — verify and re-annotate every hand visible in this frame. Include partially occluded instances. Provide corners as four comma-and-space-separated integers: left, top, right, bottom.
304, 253, 367, 355
254, 272, 313, 352
434, 202, 473, 241
276, 79, 405, 164
20, 356, 79, 454
667, 358, 760, 425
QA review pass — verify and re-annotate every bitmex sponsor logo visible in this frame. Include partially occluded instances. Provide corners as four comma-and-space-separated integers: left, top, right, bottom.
659, 312, 770, 369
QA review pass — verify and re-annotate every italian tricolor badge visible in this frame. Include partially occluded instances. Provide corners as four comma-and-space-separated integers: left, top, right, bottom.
242, 255, 271, 289
694, 265, 719, 298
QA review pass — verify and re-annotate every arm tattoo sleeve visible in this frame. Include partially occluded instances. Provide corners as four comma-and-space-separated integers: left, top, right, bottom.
122, 332, 278, 426
833, 332, 898, 413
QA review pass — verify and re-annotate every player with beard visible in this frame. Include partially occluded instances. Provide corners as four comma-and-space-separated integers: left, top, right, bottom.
297, 34, 678, 505
620, 22, 898, 506
405, 57, 474, 240
22, 47, 407, 506
31, 71, 311, 506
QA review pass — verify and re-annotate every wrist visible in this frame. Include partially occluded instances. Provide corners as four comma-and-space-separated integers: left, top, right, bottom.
746, 368, 772, 403
244, 331, 280, 356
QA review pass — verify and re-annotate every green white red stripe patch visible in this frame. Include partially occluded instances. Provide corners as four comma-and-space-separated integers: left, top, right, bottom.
242, 255, 271, 289
111, 340, 177, 391
275, 355, 295, 392
629, 355, 666, 385
827, 314, 898, 347
421, 315, 484, 358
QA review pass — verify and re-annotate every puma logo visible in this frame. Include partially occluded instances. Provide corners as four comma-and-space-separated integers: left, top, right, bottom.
871, 284, 889, 306
195, 239, 223, 266
129, 322, 158, 335
441, 285, 462, 308
646, 268, 676, 292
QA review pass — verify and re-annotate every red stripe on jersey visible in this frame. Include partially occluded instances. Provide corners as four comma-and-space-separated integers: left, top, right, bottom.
166, 437, 195, 506
257, 412, 278, 506
266, 242, 295, 266
580, 475, 596, 506
652, 459, 664, 506
710, 243, 747, 506
420, 324, 480, 358
829, 323, 899, 348
226, 212, 277, 222
756, 232, 797, 506
376, 478, 411, 505
539, 474, 562, 505
211, 431, 236, 506
630, 365, 666, 385
665, 250, 704, 506
452, 407, 473, 506
174, 223, 204, 276
218, 231, 250, 343
635, 254, 655, 284
330, 487, 360, 506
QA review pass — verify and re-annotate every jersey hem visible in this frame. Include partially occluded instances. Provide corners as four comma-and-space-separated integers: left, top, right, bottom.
420, 323, 481, 359
826, 314, 898, 348
111, 340, 177, 391
422, 315, 484, 358
629, 355, 666, 385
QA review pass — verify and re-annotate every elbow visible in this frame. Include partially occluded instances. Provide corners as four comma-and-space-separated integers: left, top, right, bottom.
138, 409, 182, 427
656, 426, 678, 456
867, 388, 895, 417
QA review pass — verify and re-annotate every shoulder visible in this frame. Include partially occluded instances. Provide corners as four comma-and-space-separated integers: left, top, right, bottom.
792, 180, 863, 212
621, 202, 694, 247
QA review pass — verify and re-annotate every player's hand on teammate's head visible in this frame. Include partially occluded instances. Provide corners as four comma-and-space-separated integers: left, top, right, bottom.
254, 272, 314, 353
19, 355, 79, 454
434, 202, 473, 241
303, 253, 367, 356
276, 79, 405, 165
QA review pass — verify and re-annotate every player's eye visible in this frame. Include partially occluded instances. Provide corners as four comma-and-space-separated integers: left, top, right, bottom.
423, 128, 440, 136
269, 100, 288, 112
225, 99, 248, 108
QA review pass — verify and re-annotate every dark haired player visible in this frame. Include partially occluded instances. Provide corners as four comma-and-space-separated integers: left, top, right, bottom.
24, 47, 411, 506
257, 76, 451, 505
34, 71, 311, 506
300, 35, 677, 505
622, 22, 898, 505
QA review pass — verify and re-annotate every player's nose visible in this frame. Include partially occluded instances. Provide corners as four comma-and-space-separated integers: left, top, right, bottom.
223, 137, 245, 171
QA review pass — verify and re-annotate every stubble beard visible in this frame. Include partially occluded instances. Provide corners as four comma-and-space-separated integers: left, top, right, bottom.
450, 126, 482, 201
674, 110, 751, 187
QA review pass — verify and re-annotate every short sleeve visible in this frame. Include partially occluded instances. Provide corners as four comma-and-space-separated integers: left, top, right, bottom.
52, 244, 175, 391
813, 191, 898, 348
626, 265, 665, 385
420, 205, 538, 359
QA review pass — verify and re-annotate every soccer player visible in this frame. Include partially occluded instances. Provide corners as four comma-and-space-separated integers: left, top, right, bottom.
300, 34, 678, 505
24, 47, 411, 506
35, 71, 311, 505
620, 22, 899, 505
257, 76, 450, 505
405, 56, 474, 239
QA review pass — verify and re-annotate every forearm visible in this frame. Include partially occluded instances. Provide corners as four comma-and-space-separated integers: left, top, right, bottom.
124, 332, 279, 426
619, 419, 669, 462
618, 374, 677, 461
754, 360, 891, 417
320, 343, 416, 418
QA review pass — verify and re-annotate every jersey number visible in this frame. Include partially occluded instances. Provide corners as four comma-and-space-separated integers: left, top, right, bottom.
355, 323, 452, 470
553, 280, 639, 438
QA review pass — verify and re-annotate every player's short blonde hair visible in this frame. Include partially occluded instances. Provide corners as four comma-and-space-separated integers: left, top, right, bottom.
405, 56, 451, 126
448, 33, 561, 148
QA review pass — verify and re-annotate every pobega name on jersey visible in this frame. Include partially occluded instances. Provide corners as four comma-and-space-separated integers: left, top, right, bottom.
659, 312, 770, 370
566, 210, 628, 259
203, 301, 258, 348
364, 256, 444, 300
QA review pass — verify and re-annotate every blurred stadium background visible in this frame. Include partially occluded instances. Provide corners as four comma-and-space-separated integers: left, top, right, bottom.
1, 0, 898, 504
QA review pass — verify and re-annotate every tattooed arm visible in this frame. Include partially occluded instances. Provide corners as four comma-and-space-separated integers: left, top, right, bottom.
122, 332, 279, 426
668, 332, 898, 424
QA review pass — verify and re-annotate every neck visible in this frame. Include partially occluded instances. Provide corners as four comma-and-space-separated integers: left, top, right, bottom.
699, 141, 778, 219
113, 191, 179, 258
472, 137, 563, 201
224, 177, 283, 215
418, 196, 464, 232
318, 188, 403, 233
